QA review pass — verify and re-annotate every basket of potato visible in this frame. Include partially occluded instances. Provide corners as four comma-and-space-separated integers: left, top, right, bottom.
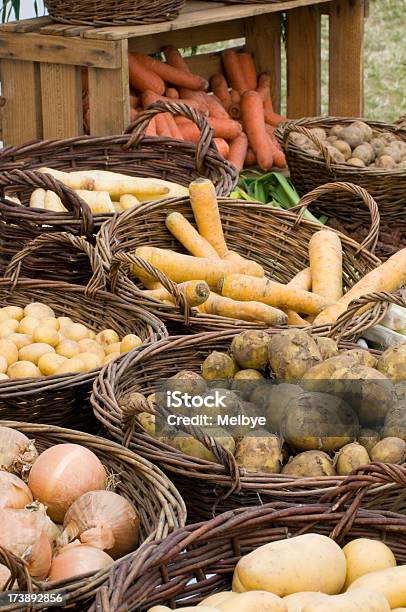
90, 495, 406, 611
92, 326, 406, 520
276, 117, 406, 224
0, 232, 166, 431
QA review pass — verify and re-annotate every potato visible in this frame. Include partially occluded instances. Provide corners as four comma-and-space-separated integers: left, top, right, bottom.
340, 348, 377, 369
233, 533, 346, 596
264, 384, 303, 433
325, 145, 346, 164
0, 319, 19, 338
235, 430, 282, 473
281, 392, 358, 451
232, 369, 264, 399
137, 412, 156, 436
336, 442, 370, 476
199, 592, 237, 607
78, 339, 105, 360
231, 331, 271, 371
103, 352, 121, 365
19, 342, 55, 365
7, 333, 32, 350
121, 334, 142, 353
302, 355, 357, 393
370, 437, 406, 464
0, 373, 9, 381
309, 127, 327, 141
283, 592, 328, 612
343, 538, 396, 589
251, 383, 275, 407
282, 450, 336, 477
55, 357, 87, 375
392, 609, 406, 612
358, 428, 381, 454
95, 329, 120, 346
370, 138, 386, 157
376, 155, 396, 169
79, 352, 103, 371
56, 339, 81, 359
268, 330, 322, 381
62, 323, 90, 342
383, 145, 402, 163
38, 353, 68, 376
18, 316, 40, 336
291, 132, 311, 147
167, 370, 207, 398
352, 143, 374, 165
327, 135, 338, 143
0, 356, 7, 374
347, 565, 406, 608
383, 401, 406, 440
337, 126, 363, 148
218, 591, 287, 612
24, 302, 55, 319
2, 306, 24, 321
0, 311, 10, 324
234, 369, 264, 381
350, 121, 373, 142
314, 337, 338, 360
0, 339, 18, 366
202, 351, 238, 381
33, 325, 60, 347
172, 428, 235, 462
7, 361, 41, 379
377, 344, 406, 380
105, 342, 121, 355
329, 124, 344, 137
347, 157, 366, 168
303, 589, 390, 612
331, 140, 352, 160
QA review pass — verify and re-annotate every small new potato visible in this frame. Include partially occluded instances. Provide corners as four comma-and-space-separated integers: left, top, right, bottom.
325, 144, 346, 164
347, 565, 406, 608
78, 339, 105, 360
103, 352, 121, 365
137, 412, 156, 436
268, 330, 322, 381
105, 342, 121, 355
199, 592, 237, 607
336, 443, 370, 476
343, 538, 396, 589
331, 140, 352, 160
18, 316, 40, 336
19, 343, 55, 365
314, 337, 338, 360
283, 592, 328, 612
202, 351, 237, 381
358, 428, 381, 454
329, 124, 344, 137
79, 352, 103, 371
7, 360, 41, 379
218, 591, 287, 612
350, 121, 373, 142
0, 339, 18, 366
96, 329, 120, 346
340, 348, 377, 369
2, 306, 23, 321
7, 333, 32, 350
40, 317, 59, 330
0, 311, 10, 324
302, 355, 357, 394
24, 302, 55, 319
55, 357, 87, 375
377, 344, 406, 380
303, 589, 390, 612
264, 384, 303, 433
235, 430, 282, 473
62, 323, 90, 342
57, 317, 72, 328
0, 319, 19, 338
171, 428, 235, 462
309, 127, 327, 141
0, 373, 9, 381
231, 330, 271, 370
370, 138, 386, 157
370, 437, 406, 464
376, 155, 396, 169
337, 126, 363, 148
33, 325, 60, 347
232, 369, 265, 399
38, 353, 68, 376
352, 143, 374, 165
282, 450, 336, 477
0, 356, 7, 374
383, 401, 406, 441
56, 339, 81, 359
121, 334, 142, 353
383, 145, 402, 163
347, 158, 366, 167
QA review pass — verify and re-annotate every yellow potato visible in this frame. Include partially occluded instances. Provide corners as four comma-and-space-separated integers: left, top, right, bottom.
347, 565, 406, 608
0, 319, 19, 338
41, 317, 60, 330
199, 592, 237, 607
61, 323, 90, 342
343, 538, 396, 589
78, 339, 105, 360
121, 334, 142, 353
96, 329, 120, 346
0, 356, 7, 374
33, 326, 60, 347
0, 373, 9, 381
103, 352, 121, 365
284, 592, 328, 612
218, 591, 287, 611
55, 357, 87, 375
55, 339, 81, 359
78, 352, 102, 371
0, 339, 19, 366
18, 316, 40, 336
2, 306, 24, 321
392, 609, 406, 611
7, 361, 41, 379
105, 342, 121, 355
303, 589, 390, 612
38, 354, 68, 376
0, 310, 10, 323
19, 343, 55, 365
7, 333, 32, 350
57, 317, 72, 328
233, 534, 346, 597
24, 302, 55, 319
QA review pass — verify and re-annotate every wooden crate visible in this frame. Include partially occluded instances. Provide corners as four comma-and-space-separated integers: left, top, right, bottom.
0, 0, 366, 146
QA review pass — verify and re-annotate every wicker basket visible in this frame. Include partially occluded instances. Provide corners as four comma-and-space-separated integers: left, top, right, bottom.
91, 329, 406, 520
0, 232, 166, 432
44, 0, 185, 26
0, 102, 237, 281
276, 117, 406, 223
90, 470, 406, 610
97, 181, 380, 333
0, 421, 186, 611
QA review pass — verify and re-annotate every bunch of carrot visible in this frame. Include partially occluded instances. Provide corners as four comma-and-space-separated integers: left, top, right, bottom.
123, 47, 286, 172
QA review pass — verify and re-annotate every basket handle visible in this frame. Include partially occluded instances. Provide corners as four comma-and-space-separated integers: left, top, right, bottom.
123, 101, 218, 178
290, 182, 380, 253
281, 123, 334, 169
110, 252, 193, 324
4, 232, 107, 297
0, 545, 34, 593
328, 290, 406, 341
0, 169, 94, 237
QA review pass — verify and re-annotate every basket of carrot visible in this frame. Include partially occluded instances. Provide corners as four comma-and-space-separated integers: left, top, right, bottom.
97, 176, 385, 333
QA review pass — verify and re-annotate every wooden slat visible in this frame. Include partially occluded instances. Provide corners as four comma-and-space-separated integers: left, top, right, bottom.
128, 20, 244, 55
83, 0, 334, 40
245, 13, 281, 112
286, 5, 321, 117
40, 63, 83, 139
329, 0, 364, 115
37, 24, 73, 36
184, 51, 224, 81
0, 59, 42, 145
0, 16, 52, 33
0, 32, 121, 68
88, 39, 130, 136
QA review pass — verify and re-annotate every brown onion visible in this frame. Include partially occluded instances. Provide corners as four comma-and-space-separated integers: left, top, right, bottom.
28, 443, 107, 522
59, 490, 139, 559
0, 472, 33, 509
0, 427, 38, 479
48, 542, 113, 582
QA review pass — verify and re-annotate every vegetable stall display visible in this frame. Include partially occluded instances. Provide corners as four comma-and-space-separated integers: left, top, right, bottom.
0, 422, 185, 608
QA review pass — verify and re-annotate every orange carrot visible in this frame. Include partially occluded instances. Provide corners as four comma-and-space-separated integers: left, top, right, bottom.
208, 117, 242, 140
255, 73, 286, 127
230, 89, 240, 104
245, 147, 256, 166
241, 90, 273, 171
141, 90, 207, 113
179, 122, 200, 143
257, 73, 271, 100
265, 125, 287, 168
128, 54, 165, 95
145, 118, 157, 137
165, 87, 179, 99
229, 89, 241, 119
129, 93, 140, 108
162, 46, 190, 72
166, 113, 184, 140
155, 113, 173, 137
214, 138, 230, 159
264, 107, 286, 127
203, 94, 230, 119
228, 133, 248, 172
222, 49, 249, 94
132, 52, 208, 91
238, 52, 257, 90
210, 74, 232, 111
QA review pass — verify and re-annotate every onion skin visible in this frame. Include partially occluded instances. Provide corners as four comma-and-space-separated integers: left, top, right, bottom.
48, 544, 113, 582
0, 427, 38, 478
28, 443, 107, 522
0, 472, 33, 509
60, 490, 140, 559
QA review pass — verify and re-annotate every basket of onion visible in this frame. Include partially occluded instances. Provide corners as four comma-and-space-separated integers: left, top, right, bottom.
0, 422, 186, 609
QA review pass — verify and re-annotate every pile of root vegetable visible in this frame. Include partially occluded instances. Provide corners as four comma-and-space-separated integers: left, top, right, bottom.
0, 427, 139, 586
136, 328, 406, 477
148, 532, 406, 611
